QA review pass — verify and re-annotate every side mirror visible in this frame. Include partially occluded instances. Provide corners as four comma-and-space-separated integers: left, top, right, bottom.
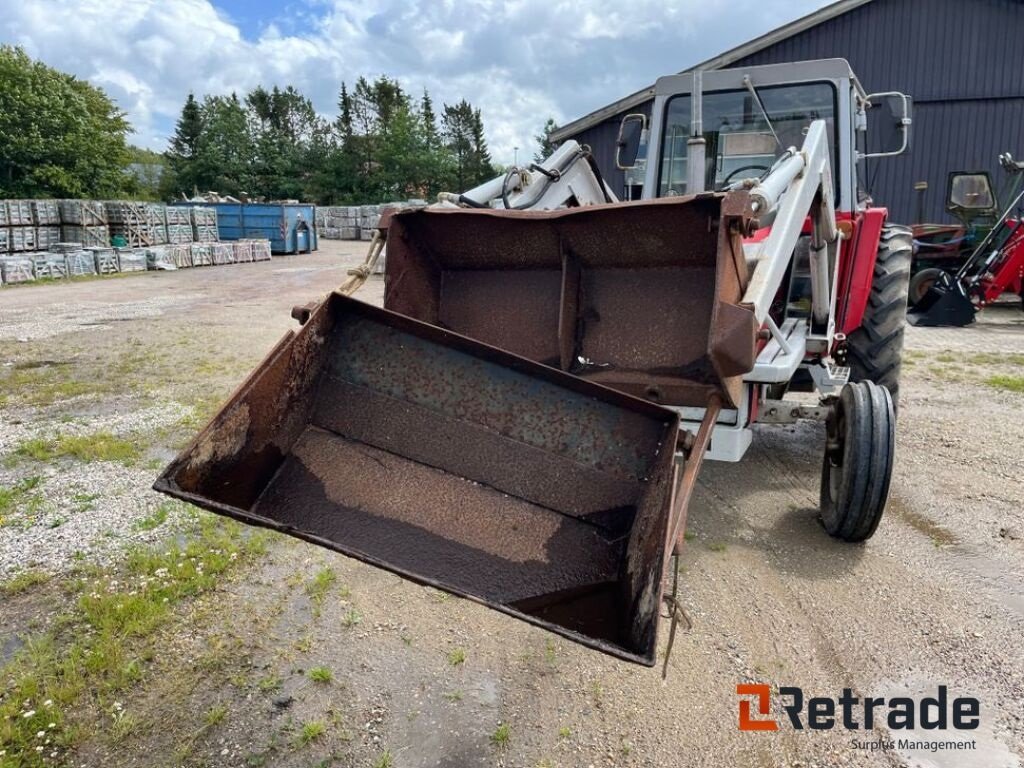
861, 92, 912, 159
616, 113, 647, 170
946, 172, 996, 217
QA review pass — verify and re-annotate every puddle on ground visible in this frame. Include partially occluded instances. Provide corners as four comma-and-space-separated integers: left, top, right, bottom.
875, 676, 1021, 768
887, 496, 960, 546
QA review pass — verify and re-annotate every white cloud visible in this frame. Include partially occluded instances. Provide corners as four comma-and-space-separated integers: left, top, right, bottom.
1, 0, 832, 165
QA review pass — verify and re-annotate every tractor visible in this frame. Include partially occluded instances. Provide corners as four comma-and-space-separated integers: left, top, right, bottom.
157, 59, 913, 666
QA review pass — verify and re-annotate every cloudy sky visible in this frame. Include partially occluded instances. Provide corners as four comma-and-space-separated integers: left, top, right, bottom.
2, 0, 833, 163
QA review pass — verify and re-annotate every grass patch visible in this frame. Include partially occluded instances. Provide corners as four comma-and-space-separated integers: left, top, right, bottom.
558, 726, 571, 738
985, 374, 1024, 393
0, 363, 108, 408
447, 648, 466, 666
297, 721, 326, 746
11, 431, 140, 465
443, 690, 463, 702
132, 502, 172, 532
2, 569, 51, 596
490, 723, 511, 749
0, 476, 45, 527
204, 704, 228, 727
708, 541, 727, 552
305, 567, 336, 616
373, 750, 394, 768
307, 666, 332, 683
0, 514, 267, 767
341, 608, 362, 628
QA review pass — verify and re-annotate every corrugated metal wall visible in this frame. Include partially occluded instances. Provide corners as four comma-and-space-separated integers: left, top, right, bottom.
567, 0, 1024, 222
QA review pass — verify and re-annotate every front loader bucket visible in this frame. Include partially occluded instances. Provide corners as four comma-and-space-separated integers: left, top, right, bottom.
384, 193, 758, 408
908, 274, 976, 327
155, 294, 684, 665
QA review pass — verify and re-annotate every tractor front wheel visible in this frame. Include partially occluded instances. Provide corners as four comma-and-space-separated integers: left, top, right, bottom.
846, 224, 912, 410
819, 381, 895, 542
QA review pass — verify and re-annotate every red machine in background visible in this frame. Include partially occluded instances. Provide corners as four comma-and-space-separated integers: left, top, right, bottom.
910, 187, 1024, 327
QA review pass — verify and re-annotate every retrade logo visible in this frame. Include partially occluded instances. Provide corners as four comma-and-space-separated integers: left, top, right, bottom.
737, 684, 778, 731
736, 684, 980, 732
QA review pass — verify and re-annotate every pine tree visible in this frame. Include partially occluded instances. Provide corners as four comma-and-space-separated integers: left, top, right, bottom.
533, 118, 559, 163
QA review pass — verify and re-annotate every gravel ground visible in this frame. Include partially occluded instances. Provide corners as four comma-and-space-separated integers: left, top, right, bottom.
0, 244, 1022, 768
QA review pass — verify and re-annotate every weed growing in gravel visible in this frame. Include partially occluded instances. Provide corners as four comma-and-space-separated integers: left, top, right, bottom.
448, 648, 466, 666
490, 723, 511, 748
0, 475, 44, 527
305, 567, 336, 616
132, 502, 172, 532
0, 363, 106, 407
257, 675, 283, 692
0, 514, 267, 767
297, 721, 326, 746
708, 541, 727, 552
985, 374, 1024, 393
307, 666, 333, 683
2, 569, 51, 596
12, 431, 140, 465
373, 750, 394, 768
204, 704, 228, 727
341, 608, 362, 628
443, 690, 463, 702
558, 726, 571, 738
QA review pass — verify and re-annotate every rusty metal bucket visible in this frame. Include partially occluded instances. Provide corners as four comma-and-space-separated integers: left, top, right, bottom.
155, 294, 685, 665
383, 192, 758, 408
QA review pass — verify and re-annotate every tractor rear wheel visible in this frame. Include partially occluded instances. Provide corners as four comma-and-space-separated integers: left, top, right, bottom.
909, 267, 945, 307
846, 224, 912, 410
820, 381, 895, 542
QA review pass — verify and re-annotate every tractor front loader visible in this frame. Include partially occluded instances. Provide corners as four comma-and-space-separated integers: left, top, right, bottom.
156, 59, 912, 665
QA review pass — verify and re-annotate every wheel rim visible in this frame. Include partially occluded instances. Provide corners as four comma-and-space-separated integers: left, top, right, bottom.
825, 409, 846, 505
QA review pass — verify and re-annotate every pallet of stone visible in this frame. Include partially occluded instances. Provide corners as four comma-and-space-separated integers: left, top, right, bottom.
0, 255, 35, 285
0, 228, 9, 253
166, 206, 191, 226
106, 201, 154, 248
116, 248, 147, 273
32, 200, 60, 225
232, 240, 254, 263
0, 203, 7, 228
166, 244, 192, 268
147, 204, 169, 245
211, 242, 235, 265
89, 247, 119, 274
146, 246, 176, 271
9, 226, 37, 252
61, 224, 110, 248
190, 207, 219, 242
59, 199, 107, 226
6, 200, 34, 226
65, 250, 97, 277
189, 243, 213, 267
167, 223, 193, 244
35, 226, 62, 251
249, 239, 272, 261
31, 252, 70, 279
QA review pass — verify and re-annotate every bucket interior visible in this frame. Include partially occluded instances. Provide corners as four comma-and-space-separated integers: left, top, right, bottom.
156, 295, 680, 664
384, 195, 756, 407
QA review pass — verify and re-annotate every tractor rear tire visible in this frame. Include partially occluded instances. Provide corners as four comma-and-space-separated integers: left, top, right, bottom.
846, 224, 912, 411
820, 381, 895, 542
909, 267, 945, 307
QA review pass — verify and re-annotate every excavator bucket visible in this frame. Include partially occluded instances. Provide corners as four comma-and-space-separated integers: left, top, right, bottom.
383, 193, 759, 409
155, 295, 684, 665
908, 273, 976, 327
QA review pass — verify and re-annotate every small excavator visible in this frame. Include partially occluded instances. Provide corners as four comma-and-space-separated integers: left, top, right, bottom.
157, 59, 913, 666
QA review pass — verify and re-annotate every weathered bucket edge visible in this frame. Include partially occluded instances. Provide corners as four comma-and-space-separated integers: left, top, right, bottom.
152, 480, 661, 667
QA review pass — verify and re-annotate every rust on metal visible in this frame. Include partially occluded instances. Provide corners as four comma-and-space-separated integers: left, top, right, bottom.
384, 192, 758, 407
155, 294, 693, 665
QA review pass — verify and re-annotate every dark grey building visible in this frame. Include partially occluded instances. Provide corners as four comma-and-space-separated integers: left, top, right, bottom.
551, 0, 1024, 223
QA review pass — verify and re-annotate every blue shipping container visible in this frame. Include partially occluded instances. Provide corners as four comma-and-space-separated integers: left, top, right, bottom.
176, 203, 317, 254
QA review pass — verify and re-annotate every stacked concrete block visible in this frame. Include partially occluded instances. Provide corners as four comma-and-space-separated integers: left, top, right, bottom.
32, 200, 60, 225
232, 240, 254, 263
65, 251, 97, 277
0, 228, 8, 253
167, 244, 193, 268
6, 200, 33, 226
116, 249, 147, 273
249, 239, 272, 261
147, 204, 168, 245
90, 247, 119, 274
0, 256, 35, 285
35, 226, 62, 251
9, 226, 37, 252
189, 243, 213, 267
190, 207, 219, 242
31, 252, 70, 279
211, 242, 235, 265
106, 201, 155, 248
62, 225, 110, 248
59, 199, 107, 226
